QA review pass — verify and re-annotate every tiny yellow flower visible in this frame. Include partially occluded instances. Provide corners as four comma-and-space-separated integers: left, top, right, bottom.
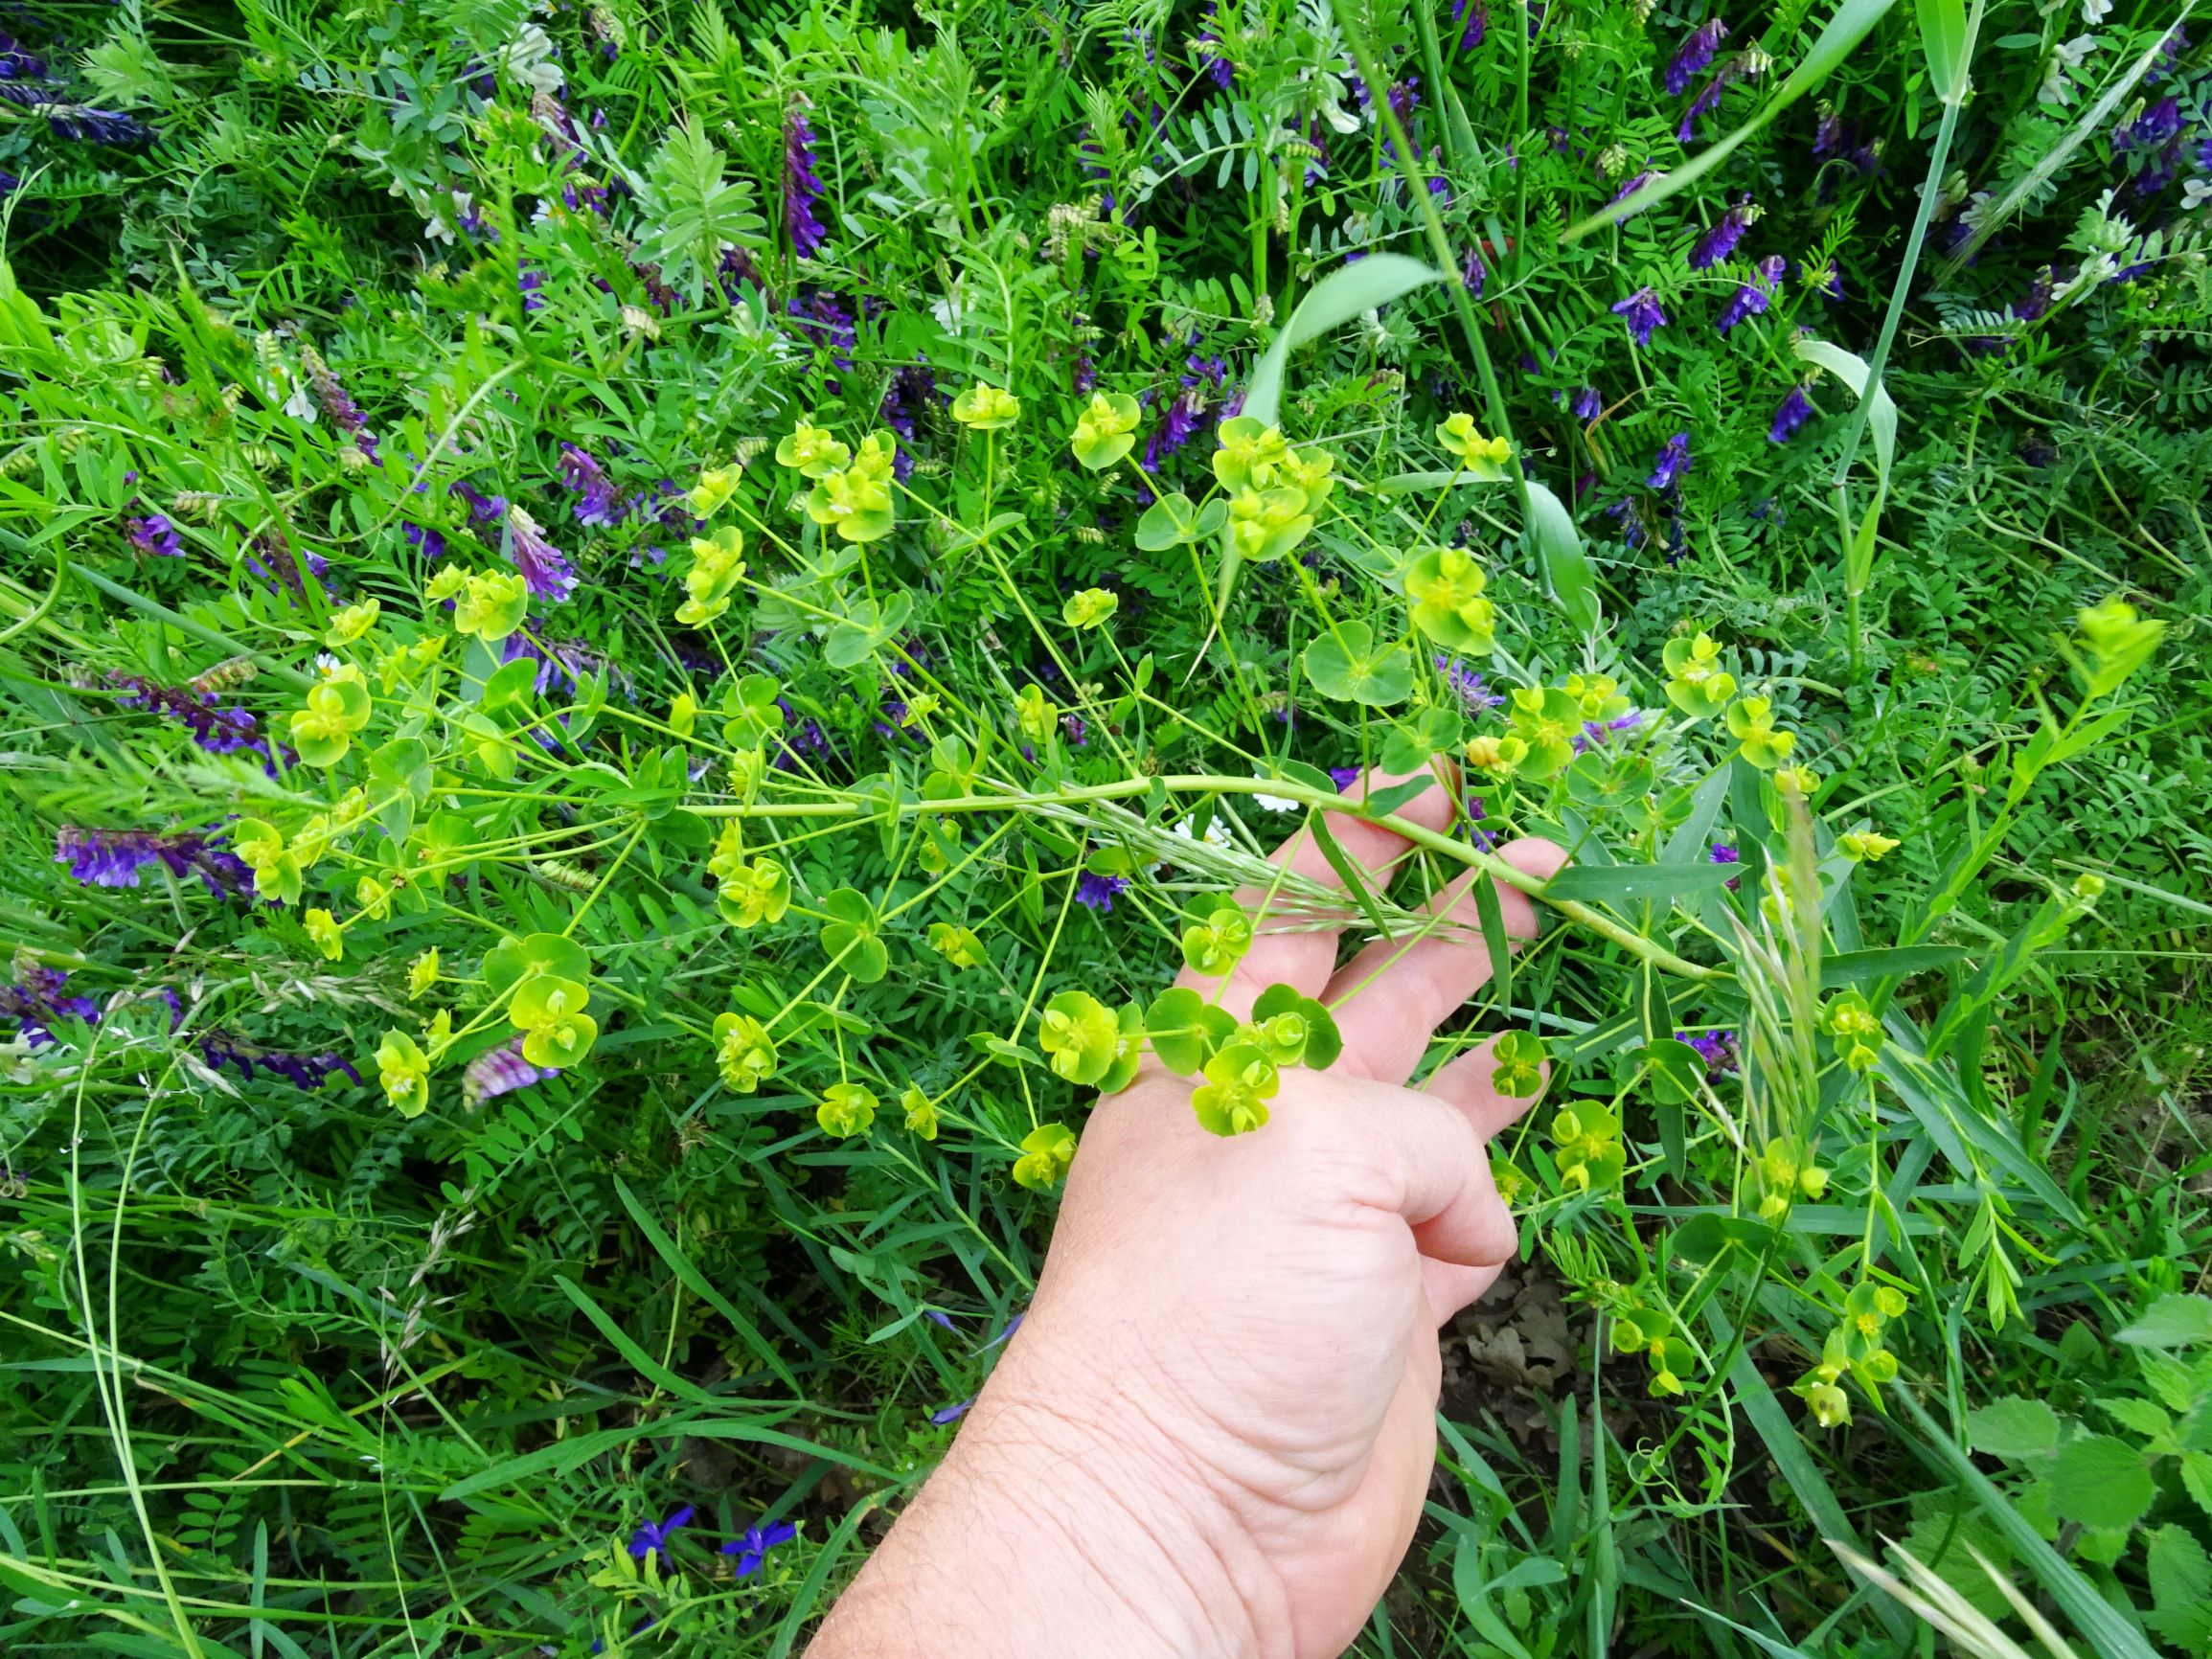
305, 907, 343, 962
355, 876, 393, 920
376, 1030, 431, 1117
951, 383, 1022, 430
1062, 587, 1120, 629
1836, 830, 1899, 862
325, 599, 381, 647
901, 1086, 940, 1141
688, 464, 744, 517
407, 948, 440, 1000
816, 1081, 878, 1139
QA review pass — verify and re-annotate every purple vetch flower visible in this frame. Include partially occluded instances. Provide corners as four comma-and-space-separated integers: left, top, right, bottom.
1676, 76, 1729, 144
628, 1506, 695, 1560
1664, 18, 1728, 97
1716, 283, 1768, 333
1459, 245, 1489, 296
981, 1311, 1025, 1349
1329, 767, 1361, 792
518, 262, 546, 312
505, 505, 577, 602
1768, 385, 1814, 443
1609, 170, 1654, 207
1690, 197, 1756, 269
1710, 842, 1742, 890
1060, 713, 1088, 747
464, 1037, 559, 1107
1611, 286, 1667, 347
1075, 872, 1129, 913
0, 34, 50, 79
2013, 267, 2054, 323
1647, 432, 1691, 491
1572, 711, 1645, 753
720, 1521, 799, 1579
878, 361, 938, 440
401, 520, 447, 561
45, 104, 153, 146
1677, 1028, 1740, 1076
557, 443, 624, 528
244, 533, 329, 602
786, 289, 857, 375
2116, 97, 2182, 153
127, 514, 183, 558
1452, 0, 1488, 50
1387, 78, 1420, 127
784, 102, 829, 258
923, 1309, 958, 1331
451, 481, 509, 529
929, 1398, 974, 1425
1, 958, 101, 1047
56, 828, 254, 898
109, 673, 262, 757
201, 1031, 362, 1089
1435, 653, 1505, 714
1571, 386, 1602, 420
1196, 1, 1234, 86
304, 350, 378, 462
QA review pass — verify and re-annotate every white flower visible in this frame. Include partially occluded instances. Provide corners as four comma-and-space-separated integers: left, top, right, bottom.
499, 24, 565, 96
1250, 774, 1300, 812
422, 196, 462, 245
2081, 0, 2110, 21
1148, 813, 1238, 874
2185, 178, 2212, 210
2039, 34, 2100, 104
284, 382, 316, 422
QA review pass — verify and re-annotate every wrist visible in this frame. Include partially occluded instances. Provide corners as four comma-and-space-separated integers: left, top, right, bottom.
810, 1356, 1288, 1659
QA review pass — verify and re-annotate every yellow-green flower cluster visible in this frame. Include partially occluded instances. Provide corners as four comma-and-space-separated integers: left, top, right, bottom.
1551, 1101, 1626, 1193
1823, 990, 1882, 1071
677, 526, 745, 625
1755, 1136, 1829, 1219
1012, 1122, 1078, 1189
1793, 1282, 1910, 1429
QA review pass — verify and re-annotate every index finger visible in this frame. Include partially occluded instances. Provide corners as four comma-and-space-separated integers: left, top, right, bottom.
1171, 765, 1461, 1023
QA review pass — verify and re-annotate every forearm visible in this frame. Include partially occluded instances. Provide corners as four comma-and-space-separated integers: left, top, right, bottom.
809, 1366, 1287, 1658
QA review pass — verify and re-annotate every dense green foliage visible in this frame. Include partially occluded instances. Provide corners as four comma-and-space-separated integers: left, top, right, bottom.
1, 0, 2209, 1653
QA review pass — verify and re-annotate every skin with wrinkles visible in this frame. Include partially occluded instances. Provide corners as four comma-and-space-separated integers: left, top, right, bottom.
810, 774, 1564, 1659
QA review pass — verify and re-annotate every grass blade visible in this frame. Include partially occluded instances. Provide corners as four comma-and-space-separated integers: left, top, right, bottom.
615, 1174, 806, 1392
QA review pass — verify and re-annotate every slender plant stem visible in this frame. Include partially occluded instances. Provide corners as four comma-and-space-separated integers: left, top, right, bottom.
695, 772, 1723, 981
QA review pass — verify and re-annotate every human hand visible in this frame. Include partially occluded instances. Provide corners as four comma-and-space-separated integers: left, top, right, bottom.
810, 777, 1564, 1659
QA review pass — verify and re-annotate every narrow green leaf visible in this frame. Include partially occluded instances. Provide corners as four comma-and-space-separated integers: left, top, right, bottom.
1309, 813, 1393, 940
1474, 875, 1513, 1017
439, 1415, 899, 1503
1523, 480, 1599, 634
553, 1275, 722, 1406
1940, 1, 2197, 273
1543, 863, 1739, 903
1795, 338, 1897, 487
1243, 255, 1444, 429
615, 1175, 803, 1393
1917, 0, 1971, 102
1819, 945, 1968, 988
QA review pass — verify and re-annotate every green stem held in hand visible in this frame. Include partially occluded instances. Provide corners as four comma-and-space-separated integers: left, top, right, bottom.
694, 773, 1722, 983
